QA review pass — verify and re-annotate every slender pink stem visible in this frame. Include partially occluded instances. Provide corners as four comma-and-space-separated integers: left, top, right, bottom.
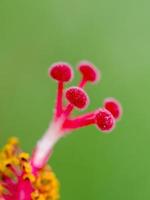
63, 104, 74, 117
63, 112, 96, 129
55, 81, 63, 119
79, 78, 87, 88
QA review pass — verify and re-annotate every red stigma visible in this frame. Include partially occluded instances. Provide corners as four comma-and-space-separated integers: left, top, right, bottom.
78, 61, 100, 83
49, 62, 73, 82
65, 87, 89, 109
95, 108, 115, 132
104, 98, 122, 120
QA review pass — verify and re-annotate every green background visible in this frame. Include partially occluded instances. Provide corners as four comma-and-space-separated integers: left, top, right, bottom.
0, 0, 149, 199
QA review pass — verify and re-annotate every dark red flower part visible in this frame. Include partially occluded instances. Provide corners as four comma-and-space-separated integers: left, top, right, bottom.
104, 98, 122, 120
95, 108, 115, 132
78, 61, 100, 87
65, 86, 89, 109
49, 62, 73, 82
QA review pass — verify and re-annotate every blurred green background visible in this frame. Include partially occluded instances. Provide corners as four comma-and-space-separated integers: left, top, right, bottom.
0, 0, 150, 199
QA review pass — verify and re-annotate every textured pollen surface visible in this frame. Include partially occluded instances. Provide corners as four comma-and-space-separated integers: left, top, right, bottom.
0, 138, 59, 200
104, 99, 122, 120
49, 63, 72, 82
65, 87, 89, 109
95, 109, 115, 132
78, 62, 99, 82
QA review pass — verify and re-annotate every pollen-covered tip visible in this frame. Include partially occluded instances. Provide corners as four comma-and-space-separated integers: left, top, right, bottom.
95, 108, 115, 132
65, 87, 89, 109
104, 98, 122, 120
49, 62, 73, 82
78, 61, 100, 83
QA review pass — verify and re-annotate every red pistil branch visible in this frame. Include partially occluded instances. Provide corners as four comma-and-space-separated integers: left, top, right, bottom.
62, 112, 96, 130
49, 62, 73, 119
31, 61, 122, 171
63, 87, 89, 118
78, 61, 100, 88
56, 81, 63, 118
